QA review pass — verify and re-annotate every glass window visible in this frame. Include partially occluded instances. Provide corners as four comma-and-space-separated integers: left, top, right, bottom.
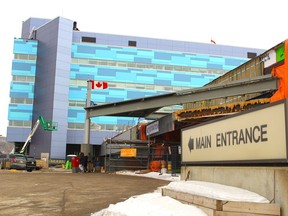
128, 41, 137, 47
10, 98, 33, 104
23, 121, 32, 127
13, 75, 35, 82
82, 37, 96, 43
107, 61, 116, 67
9, 120, 31, 127
105, 124, 115, 130
14, 54, 36, 61
247, 52, 257, 59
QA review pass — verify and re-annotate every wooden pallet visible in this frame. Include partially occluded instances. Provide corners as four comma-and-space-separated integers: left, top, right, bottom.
162, 188, 281, 216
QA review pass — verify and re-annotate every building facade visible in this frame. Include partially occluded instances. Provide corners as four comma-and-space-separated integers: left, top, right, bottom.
7, 16, 264, 159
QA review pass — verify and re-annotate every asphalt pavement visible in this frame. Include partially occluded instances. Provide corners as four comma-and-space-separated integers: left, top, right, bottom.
0, 169, 169, 216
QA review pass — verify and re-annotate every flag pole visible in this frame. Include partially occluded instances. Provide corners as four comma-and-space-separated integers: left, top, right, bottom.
82, 80, 92, 156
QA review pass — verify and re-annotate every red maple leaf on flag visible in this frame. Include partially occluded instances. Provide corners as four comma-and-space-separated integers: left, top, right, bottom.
91, 81, 108, 89
95, 82, 102, 88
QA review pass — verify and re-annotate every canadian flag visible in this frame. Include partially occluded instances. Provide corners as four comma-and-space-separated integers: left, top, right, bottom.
91, 81, 108, 89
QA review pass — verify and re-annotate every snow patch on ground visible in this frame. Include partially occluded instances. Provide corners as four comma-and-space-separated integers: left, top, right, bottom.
164, 180, 269, 203
91, 171, 270, 216
116, 170, 180, 182
91, 192, 207, 216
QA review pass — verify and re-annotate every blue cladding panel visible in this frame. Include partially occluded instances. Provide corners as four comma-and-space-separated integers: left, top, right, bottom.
68, 108, 85, 122
68, 107, 138, 125
154, 52, 172, 60
134, 57, 151, 63
13, 39, 38, 55
8, 39, 37, 123
225, 58, 246, 66
10, 82, 34, 92
174, 74, 191, 82
72, 32, 265, 58
69, 86, 166, 103
10, 40, 250, 126
77, 45, 97, 54
72, 44, 248, 70
69, 43, 250, 125
154, 79, 171, 85
98, 68, 116, 76
9, 37, 253, 128
69, 86, 87, 100
8, 104, 33, 120
71, 65, 219, 87
207, 63, 223, 70
12, 62, 34, 71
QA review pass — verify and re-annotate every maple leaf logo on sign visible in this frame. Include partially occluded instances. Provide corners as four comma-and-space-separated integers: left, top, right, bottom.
91, 81, 108, 89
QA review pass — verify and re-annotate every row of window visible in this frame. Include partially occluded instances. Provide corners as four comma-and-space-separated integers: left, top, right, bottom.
8, 120, 128, 131
10, 96, 94, 107
13, 42, 225, 76
9, 120, 32, 127
13, 45, 235, 77
14, 54, 37, 61
10, 97, 33, 104
11, 75, 186, 99
71, 58, 226, 75
69, 100, 86, 107
13, 75, 35, 82
81, 37, 258, 59
9, 97, 181, 115
68, 122, 130, 131
82, 36, 137, 47
69, 79, 186, 92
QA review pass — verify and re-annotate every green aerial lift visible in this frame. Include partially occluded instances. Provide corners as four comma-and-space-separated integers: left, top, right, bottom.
19, 116, 58, 154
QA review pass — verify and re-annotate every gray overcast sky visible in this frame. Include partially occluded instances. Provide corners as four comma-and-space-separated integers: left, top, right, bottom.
0, 0, 287, 136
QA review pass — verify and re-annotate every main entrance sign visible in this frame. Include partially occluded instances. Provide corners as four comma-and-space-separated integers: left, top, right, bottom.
182, 100, 288, 164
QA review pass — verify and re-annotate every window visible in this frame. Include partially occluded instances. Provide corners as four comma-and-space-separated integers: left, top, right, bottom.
10, 98, 33, 104
13, 75, 35, 82
128, 40, 137, 47
14, 54, 37, 61
9, 120, 32, 127
247, 52, 257, 59
82, 37, 96, 43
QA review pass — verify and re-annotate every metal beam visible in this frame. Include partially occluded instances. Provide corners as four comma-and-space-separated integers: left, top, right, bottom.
86, 75, 278, 118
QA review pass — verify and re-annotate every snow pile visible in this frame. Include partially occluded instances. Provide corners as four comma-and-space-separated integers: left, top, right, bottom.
91, 172, 270, 215
164, 180, 269, 203
116, 170, 180, 182
91, 192, 207, 216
